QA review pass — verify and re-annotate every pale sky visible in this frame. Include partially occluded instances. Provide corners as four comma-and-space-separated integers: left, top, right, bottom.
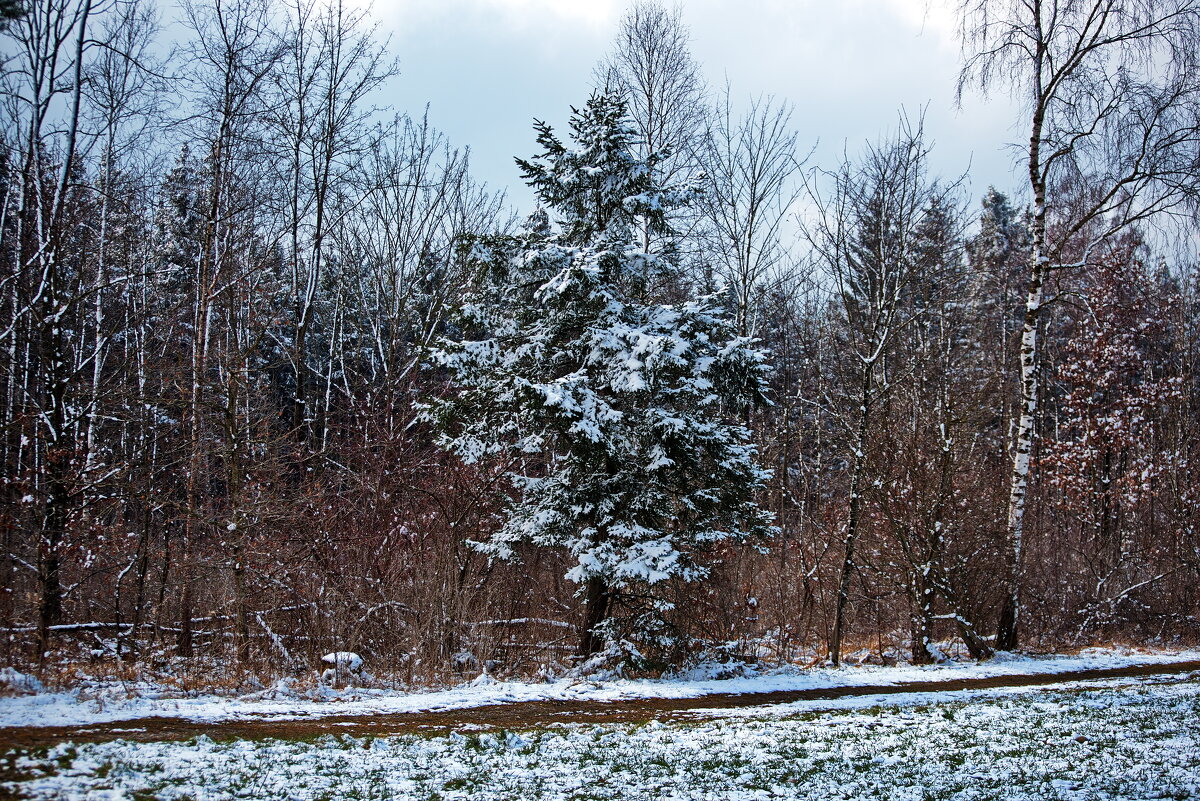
377, 0, 1027, 213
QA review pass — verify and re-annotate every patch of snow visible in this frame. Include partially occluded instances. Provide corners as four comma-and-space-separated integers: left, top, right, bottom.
320, 652, 363, 672
0, 668, 43, 695
469, 671, 496, 687
0, 647, 1196, 729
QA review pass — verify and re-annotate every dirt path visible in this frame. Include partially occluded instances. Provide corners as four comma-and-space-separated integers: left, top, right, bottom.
3, 660, 1198, 751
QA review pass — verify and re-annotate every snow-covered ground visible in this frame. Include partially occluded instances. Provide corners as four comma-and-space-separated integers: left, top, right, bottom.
5, 670, 1199, 800
1, 646, 1196, 728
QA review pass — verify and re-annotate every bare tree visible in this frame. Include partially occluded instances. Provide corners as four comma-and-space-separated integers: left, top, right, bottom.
0, 0, 108, 658
596, 0, 706, 253
881, 196, 996, 662
175, 0, 285, 656
958, 0, 1200, 651
270, 0, 395, 451
804, 114, 965, 666
79, 0, 165, 474
696, 86, 804, 337
330, 112, 508, 441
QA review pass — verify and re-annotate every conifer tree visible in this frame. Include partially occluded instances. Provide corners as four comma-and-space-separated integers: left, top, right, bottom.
426, 92, 773, 661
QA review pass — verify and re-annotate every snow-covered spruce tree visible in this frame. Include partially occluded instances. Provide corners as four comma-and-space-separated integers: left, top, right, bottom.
425, 92, 774, 663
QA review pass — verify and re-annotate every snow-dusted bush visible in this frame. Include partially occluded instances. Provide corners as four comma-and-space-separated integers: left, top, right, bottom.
320, 652, 366, 688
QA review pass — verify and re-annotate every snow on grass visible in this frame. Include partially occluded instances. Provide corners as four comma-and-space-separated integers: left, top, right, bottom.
2, 647, 1198, 729
3, 674, 1199, 800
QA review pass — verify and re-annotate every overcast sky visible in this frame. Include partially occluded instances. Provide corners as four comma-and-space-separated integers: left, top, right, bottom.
376, 0, 1028, 213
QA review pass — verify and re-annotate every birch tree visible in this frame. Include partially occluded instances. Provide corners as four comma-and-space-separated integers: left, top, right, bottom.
958, 0, 1200, 650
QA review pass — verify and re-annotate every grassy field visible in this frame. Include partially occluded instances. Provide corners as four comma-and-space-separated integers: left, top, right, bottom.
4, 675, 1199, 800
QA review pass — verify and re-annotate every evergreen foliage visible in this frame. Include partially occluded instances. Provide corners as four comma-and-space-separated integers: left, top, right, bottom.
426, 92, 774, 656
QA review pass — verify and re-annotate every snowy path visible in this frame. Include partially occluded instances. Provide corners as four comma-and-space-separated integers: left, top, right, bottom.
3, 657, 1198, 750
5, 647, 1199, 732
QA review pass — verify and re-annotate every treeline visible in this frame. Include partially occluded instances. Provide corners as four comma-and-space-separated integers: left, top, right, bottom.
1, 0, 1198, 682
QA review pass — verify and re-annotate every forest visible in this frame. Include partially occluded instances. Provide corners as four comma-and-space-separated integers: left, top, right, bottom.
1, 0, 1199, 687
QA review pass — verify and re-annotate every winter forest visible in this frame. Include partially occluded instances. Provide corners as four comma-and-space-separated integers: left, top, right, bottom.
2, 0, 1199, 687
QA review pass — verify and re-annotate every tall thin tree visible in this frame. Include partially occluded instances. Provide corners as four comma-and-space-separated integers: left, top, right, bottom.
958, 0, 1200, 650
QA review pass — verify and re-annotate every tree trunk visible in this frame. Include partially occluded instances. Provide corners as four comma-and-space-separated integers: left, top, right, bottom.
913, 385, 954, 665
35, 516, 63, 659
998, 211, 1047, 652
177, 581, 193, 657
127, 513, 152, 662
997, 87, 1051, 653
911, 569, 937, 665
831, 367, 872, 666
36, 307, 71, 660
234, 553, 250, 664
578, 576, 610, 657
